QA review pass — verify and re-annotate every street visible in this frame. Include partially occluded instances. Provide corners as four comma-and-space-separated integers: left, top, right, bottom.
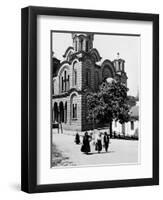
52, 132, 139, 167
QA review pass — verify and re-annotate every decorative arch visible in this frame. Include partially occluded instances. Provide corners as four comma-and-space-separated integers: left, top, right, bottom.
69, 91, 79, 101
101, 59, 116, 80
78, 34, 86, 39
58, 63, 70, 93
89, 48, 102, 62
58, 63, 70, 77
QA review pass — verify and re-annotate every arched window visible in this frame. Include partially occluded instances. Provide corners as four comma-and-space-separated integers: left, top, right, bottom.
86, 40, 89, 52
80, 38, 83, 51
75, 41, 77, 51
60, 68, 70, 93
64, 102, 67, 123
121, 62, 124, 72
119, 61, 121, 71
70, 94, 78, 120
64, 70, 67, 91
73, 62, 78, 86
74, 71, 77, 85
67, 75, 70, 90
72, 104, 77, 119
61, 77, 64, 92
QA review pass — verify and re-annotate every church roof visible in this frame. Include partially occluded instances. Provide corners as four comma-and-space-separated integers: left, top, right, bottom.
62, 46, 74, 58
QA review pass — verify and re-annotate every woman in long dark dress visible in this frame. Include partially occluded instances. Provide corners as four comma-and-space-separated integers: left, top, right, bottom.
103, 132, 110, 152
81, 132, 91, 154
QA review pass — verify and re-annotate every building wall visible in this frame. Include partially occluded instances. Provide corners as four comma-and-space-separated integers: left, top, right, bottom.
112, 120, 139, 137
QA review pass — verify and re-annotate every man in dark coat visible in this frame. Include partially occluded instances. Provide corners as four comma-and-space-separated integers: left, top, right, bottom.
103, 132, 110, 152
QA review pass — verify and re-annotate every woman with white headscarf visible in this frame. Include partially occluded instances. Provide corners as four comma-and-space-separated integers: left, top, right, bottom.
95, 132, 102, 153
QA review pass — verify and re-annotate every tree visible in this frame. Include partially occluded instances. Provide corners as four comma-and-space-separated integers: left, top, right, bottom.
87, 79, 130, 137
127, 95, 137, 107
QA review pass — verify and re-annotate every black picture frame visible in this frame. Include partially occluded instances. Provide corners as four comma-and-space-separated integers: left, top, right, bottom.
21, 6, 159, 193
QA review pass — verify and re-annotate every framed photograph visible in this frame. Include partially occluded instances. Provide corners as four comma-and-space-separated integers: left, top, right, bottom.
21, 6, 159, 193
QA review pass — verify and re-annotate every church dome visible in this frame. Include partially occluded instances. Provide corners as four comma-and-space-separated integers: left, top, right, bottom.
72, 33, 94, 52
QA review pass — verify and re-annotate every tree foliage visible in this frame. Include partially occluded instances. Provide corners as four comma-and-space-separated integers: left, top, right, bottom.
87, 80, 131, 130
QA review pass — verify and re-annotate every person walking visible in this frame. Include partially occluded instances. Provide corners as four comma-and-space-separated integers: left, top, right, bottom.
81, 132, 91, 154
103, 132, 110, 152
75, 132, 80, 144
95, 132, 102, 153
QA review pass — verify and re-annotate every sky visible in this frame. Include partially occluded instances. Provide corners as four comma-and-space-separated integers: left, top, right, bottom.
52, 32, 140, 97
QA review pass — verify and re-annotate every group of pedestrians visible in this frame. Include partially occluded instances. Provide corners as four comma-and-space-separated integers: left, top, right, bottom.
75, 131, 110, 154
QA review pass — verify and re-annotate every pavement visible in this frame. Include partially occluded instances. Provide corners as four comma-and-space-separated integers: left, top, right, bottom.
52, 131, 139, 167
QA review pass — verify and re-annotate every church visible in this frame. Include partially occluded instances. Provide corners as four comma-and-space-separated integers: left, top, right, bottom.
52, 33, 128, 131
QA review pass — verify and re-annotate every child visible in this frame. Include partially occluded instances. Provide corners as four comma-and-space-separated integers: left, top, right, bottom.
75, 132, 80, 144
